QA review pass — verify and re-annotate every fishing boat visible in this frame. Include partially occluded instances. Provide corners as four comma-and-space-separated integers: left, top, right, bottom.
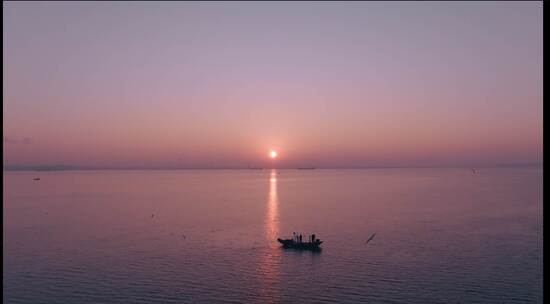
277, 237, 323, 250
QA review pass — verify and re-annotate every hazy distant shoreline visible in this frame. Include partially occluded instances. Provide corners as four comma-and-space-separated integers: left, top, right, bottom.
3, 163, 542, 172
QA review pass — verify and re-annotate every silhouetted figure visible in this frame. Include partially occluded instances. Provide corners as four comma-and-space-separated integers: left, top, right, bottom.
293, 232, 296, 242
299, 234, 302, 243
312, 234, 316, 243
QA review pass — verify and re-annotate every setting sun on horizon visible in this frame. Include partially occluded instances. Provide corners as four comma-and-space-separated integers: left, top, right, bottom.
269, 151, 278, 159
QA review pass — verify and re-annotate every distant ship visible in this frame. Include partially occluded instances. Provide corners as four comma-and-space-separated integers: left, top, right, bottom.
33, 178, 40, 181
297, 167, 315, 170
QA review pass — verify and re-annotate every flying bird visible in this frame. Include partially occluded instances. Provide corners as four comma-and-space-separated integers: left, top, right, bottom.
366, 233, 376, 244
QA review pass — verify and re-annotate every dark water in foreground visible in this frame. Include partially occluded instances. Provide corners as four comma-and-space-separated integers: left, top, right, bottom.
3, 168, 543, 303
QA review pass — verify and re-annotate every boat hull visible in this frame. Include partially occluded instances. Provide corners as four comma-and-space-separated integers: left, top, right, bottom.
277, 238, 323, 250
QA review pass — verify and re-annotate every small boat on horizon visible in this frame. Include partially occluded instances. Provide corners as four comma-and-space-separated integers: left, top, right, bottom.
297, 167, 315, 170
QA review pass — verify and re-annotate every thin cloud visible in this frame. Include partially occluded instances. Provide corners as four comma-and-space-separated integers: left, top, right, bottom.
4, 136, 31, 144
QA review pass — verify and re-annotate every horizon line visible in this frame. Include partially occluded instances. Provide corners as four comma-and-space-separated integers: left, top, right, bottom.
2, 163, 543, 172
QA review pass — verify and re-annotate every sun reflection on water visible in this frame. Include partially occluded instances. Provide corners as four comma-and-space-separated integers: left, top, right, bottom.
257, 169, 281, 302
267, 169, 279, 241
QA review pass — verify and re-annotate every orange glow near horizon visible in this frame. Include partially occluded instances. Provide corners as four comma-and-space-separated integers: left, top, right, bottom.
2, 2, 542, 169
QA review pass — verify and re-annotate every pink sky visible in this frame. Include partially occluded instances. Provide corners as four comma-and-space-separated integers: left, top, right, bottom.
3, 2, 542, 168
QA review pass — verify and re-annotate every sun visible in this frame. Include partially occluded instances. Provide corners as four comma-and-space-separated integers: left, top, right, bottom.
269, 150, 278, 159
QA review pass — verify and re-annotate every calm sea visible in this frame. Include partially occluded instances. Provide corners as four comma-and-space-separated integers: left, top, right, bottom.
3, 168, 543, 303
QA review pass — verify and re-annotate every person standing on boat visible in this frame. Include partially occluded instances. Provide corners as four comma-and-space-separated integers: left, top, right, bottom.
293, 232, 296, 242
299, 234, 302, 243
312, 234, 316, 243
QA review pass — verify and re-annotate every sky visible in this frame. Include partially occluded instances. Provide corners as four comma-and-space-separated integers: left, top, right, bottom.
3, 1, 543, 169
